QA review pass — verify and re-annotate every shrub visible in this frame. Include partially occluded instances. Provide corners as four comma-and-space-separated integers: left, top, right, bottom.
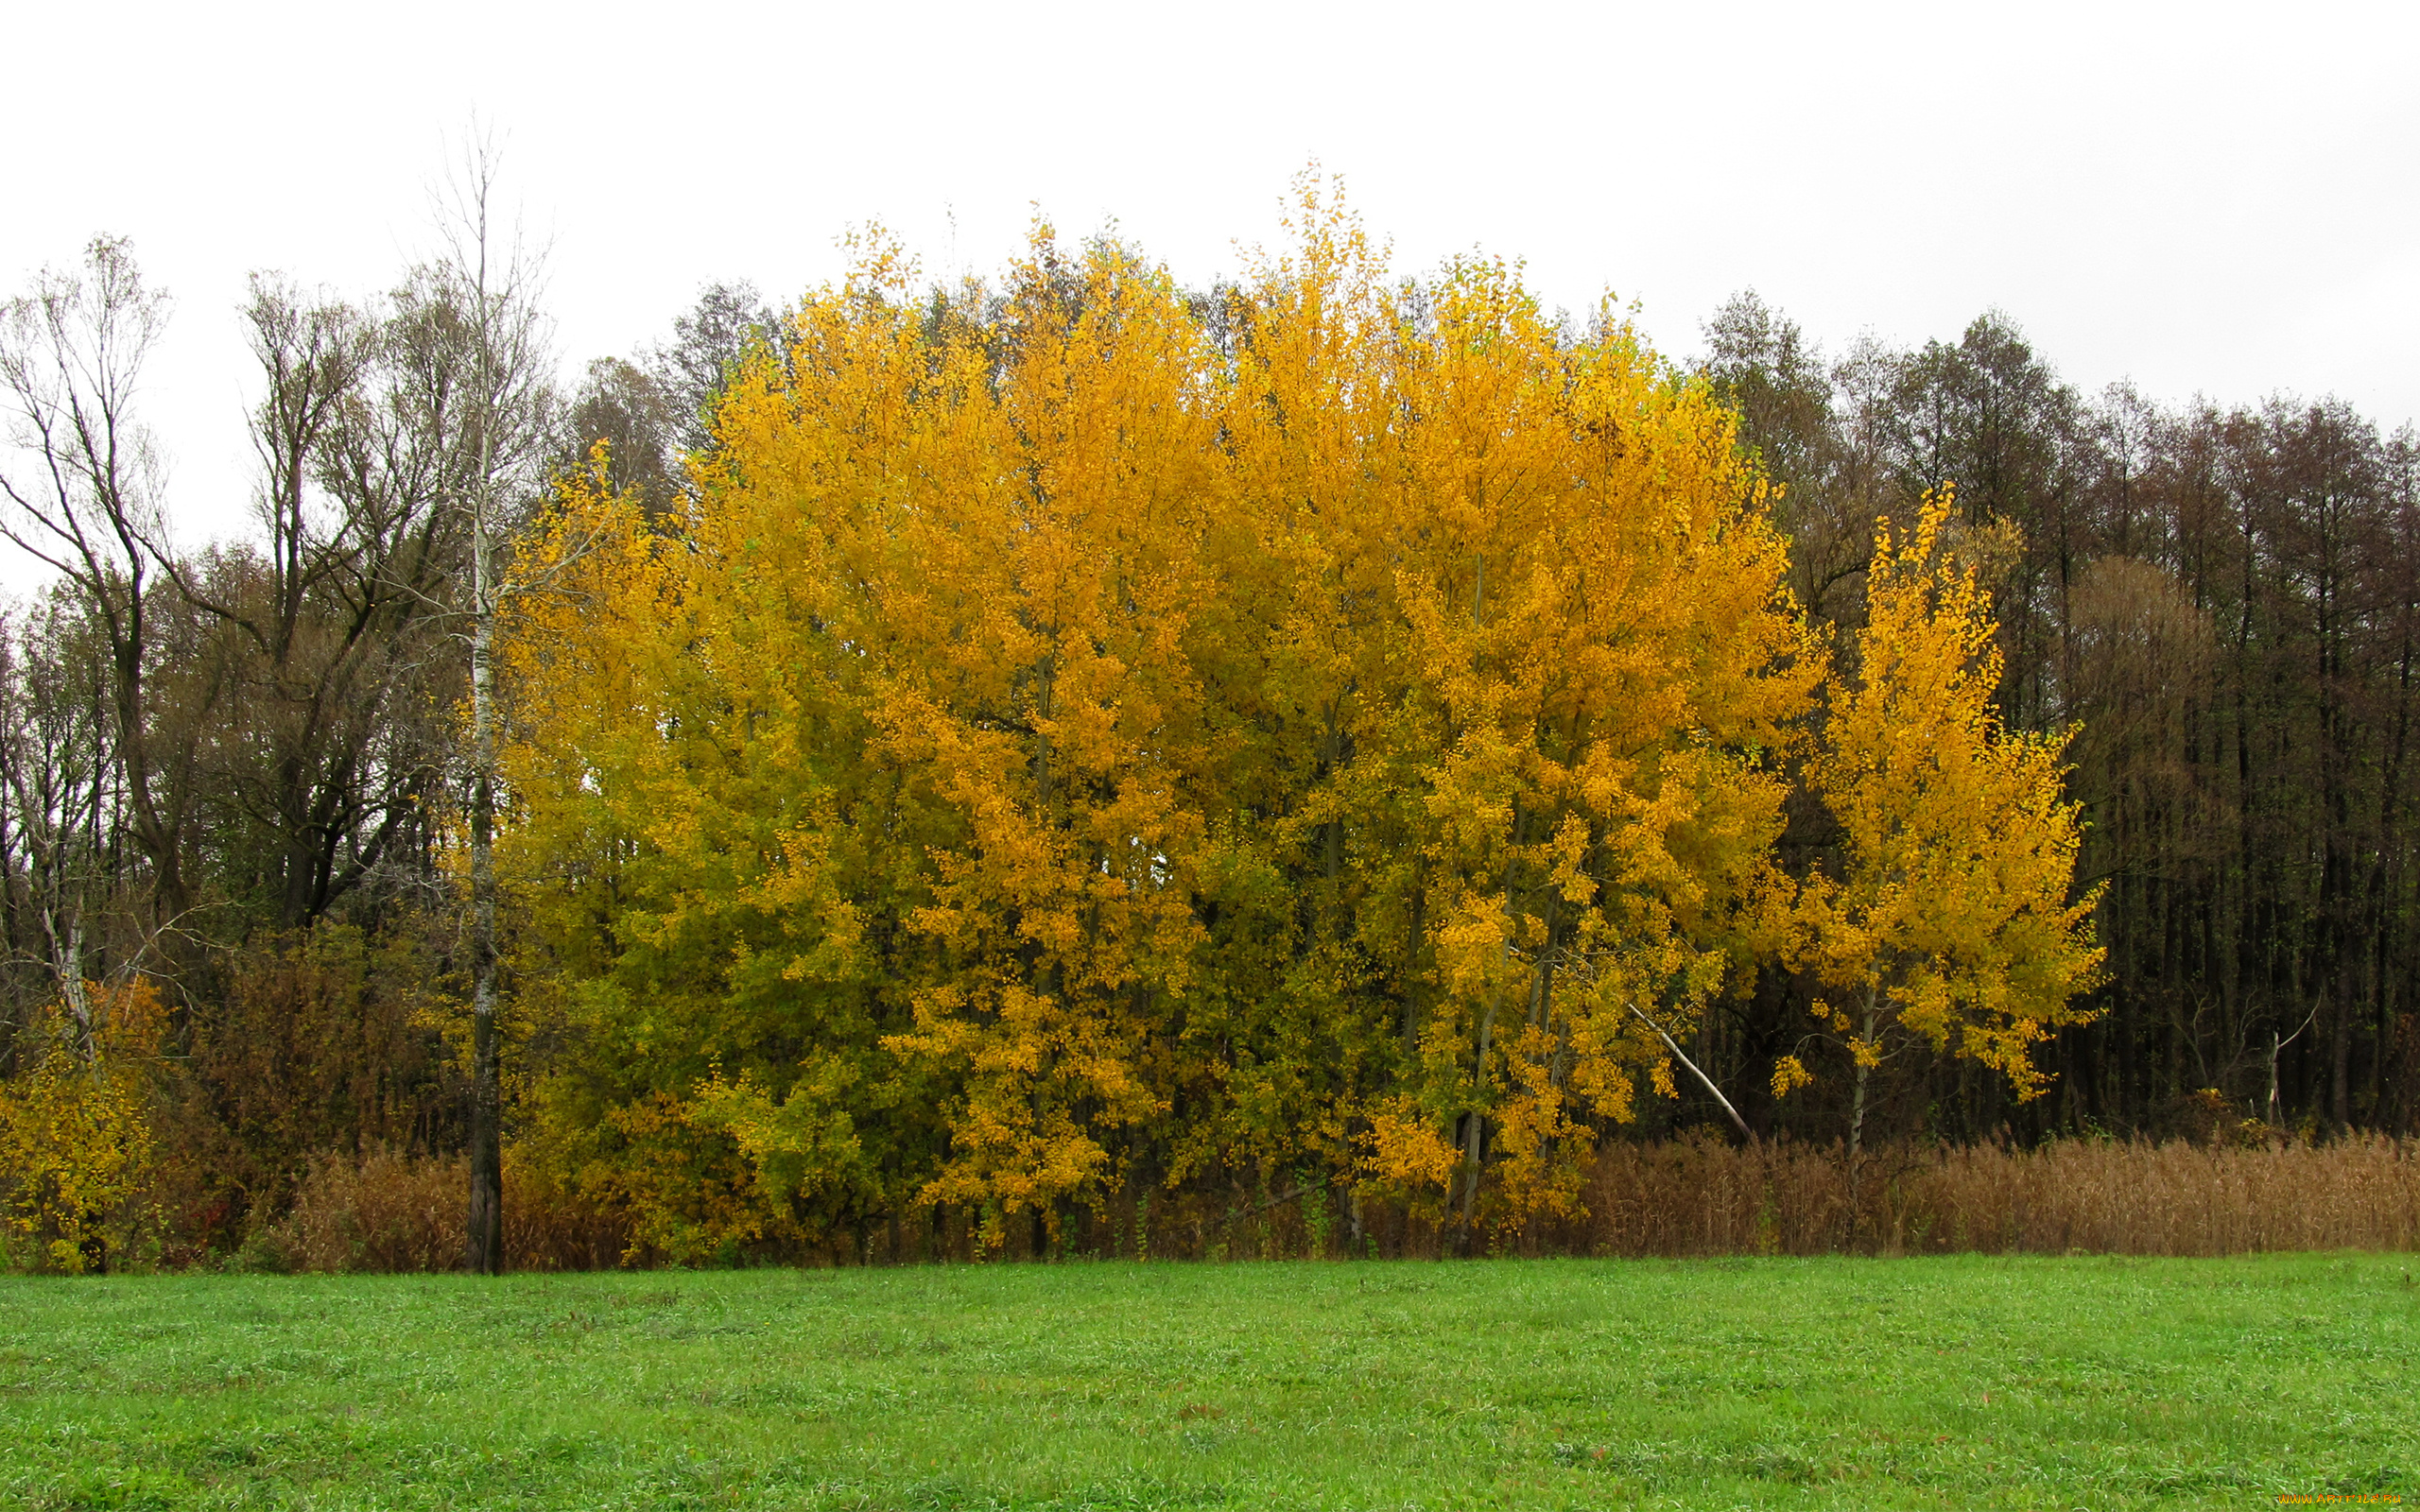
261, 1146, 629, 1273
0, 982, 165, 1273
271, 1149, 463, 1273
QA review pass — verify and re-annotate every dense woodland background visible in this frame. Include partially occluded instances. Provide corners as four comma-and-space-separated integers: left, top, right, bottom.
1700, 296, 2419, 1143
1, 204, 2412, 1270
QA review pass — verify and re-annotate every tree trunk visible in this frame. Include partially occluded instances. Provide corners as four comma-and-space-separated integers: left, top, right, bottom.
465, 571, 504, 1275
1846, 986, 1877, 1249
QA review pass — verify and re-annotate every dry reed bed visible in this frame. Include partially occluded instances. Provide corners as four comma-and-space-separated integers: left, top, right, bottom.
1584, 1135, 2420, 1256
251, 1136, 2420, 1270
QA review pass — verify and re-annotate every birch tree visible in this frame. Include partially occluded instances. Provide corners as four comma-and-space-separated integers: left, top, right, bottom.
430, 138, 558, 1275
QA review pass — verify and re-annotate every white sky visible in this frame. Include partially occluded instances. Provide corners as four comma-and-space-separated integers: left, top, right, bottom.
6, 0, 2415, 592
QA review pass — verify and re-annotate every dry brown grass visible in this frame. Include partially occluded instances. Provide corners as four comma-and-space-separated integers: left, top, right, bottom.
1582, 1133, 2420, 1257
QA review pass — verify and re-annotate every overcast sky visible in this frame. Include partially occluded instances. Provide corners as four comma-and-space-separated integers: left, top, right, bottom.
5, 0, 2414, 592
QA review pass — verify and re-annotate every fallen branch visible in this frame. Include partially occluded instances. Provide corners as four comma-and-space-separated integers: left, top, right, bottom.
1626, 1001, 1755, 1143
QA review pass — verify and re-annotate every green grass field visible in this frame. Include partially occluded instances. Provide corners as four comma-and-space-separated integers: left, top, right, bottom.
2, 1255, 2412, 1510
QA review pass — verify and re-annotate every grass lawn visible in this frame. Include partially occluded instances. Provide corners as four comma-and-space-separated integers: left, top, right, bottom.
0, 1254, 2412, 1510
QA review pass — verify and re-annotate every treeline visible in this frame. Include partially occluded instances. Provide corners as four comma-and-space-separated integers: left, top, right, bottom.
1699, 296, 2420, 1144
0, 207, 776, 1268
0, 186, 2403, 1272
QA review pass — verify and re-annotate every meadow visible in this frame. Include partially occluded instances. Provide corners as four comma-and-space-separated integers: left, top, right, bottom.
3, 1254, 2413, 1510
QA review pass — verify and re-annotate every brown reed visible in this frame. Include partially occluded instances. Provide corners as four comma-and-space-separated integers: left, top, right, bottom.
1581, 1133, 2420, 1257
249, 1134, 2419, 1270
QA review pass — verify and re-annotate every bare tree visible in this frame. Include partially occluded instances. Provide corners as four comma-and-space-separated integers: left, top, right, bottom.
554, 356, 679, 516
0, 238, 193, 933
162, 276, 472, 930
0, 601, 124, 1059
649, 280, 782, 455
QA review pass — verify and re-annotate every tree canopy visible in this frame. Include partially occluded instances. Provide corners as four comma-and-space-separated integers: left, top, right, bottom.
491, 194, 2094, 1258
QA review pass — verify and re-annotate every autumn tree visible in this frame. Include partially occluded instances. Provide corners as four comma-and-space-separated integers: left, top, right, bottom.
1236, 236, 1817, 1244
1781, 491, 2102, 1221
503, 189, 1833, 1257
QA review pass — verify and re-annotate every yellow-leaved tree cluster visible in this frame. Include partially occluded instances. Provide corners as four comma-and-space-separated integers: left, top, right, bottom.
496, 188, 2101, 1260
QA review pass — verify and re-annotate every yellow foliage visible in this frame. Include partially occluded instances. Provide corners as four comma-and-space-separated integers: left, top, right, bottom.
1769, 1054, 1814, 1098
0, 980, 164, 1272
585, 1092, 792, 1265
1360, 1100, 1461, 1195
1795, 490, 2104, 1096
686, 1057, 867, 1209
495, 184, 2097, 1248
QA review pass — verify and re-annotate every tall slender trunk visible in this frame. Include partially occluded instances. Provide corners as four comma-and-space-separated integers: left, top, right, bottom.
1458, 1006, 1492, 1243
97, 564, 191, 939
2330, 1003, 2353, 1131
2374, 613, 2415, 1114
2268, 1029, 2283, 1126
465, 505, 504, 1275
464, 233, 506, 1274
